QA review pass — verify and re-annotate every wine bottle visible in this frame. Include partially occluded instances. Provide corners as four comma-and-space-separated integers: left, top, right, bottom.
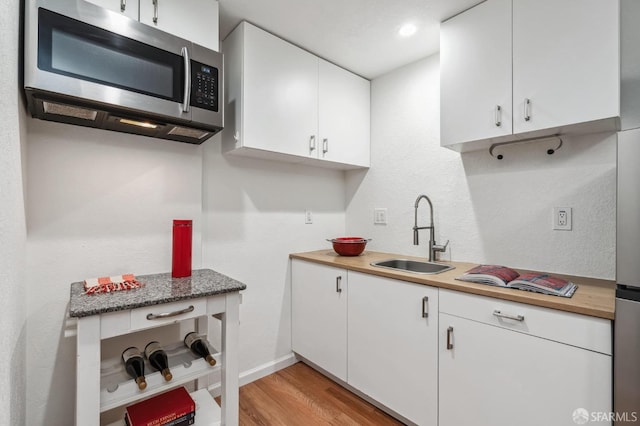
121, 347, 147, 390
144, 341, 173, 381
184, 332, 216, 366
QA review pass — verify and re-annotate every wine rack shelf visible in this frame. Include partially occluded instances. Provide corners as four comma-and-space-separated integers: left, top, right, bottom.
100, 342, 221, 412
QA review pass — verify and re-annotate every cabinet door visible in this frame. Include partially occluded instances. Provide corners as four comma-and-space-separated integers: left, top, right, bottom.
439, 313, 612, 426
85, 0, 139, 20
318, 60, 370, 167
512, 0, 619, 133
139, 0, 219, 50
348, 272, 438, 426
291, 260, 347, 381
242, 24, 319, 158
440, 0, 512, 147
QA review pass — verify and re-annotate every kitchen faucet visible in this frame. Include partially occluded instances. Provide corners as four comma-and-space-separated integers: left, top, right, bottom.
413, 194, 449, 262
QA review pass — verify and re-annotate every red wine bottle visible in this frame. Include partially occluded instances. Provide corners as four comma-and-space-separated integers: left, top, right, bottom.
144, 341, 173, 381
121, 347, 147, 390
184, 332, 216, 366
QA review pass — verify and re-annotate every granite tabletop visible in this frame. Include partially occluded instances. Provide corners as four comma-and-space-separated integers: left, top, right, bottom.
69, 269, 247, 318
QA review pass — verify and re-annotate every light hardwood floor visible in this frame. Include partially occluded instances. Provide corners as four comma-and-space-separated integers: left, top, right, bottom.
220, 362, 404, 425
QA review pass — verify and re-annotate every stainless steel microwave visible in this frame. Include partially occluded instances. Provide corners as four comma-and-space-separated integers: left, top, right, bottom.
24, 0, 223, 144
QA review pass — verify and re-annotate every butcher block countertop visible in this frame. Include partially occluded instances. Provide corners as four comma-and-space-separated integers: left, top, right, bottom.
290, 250, 615, 320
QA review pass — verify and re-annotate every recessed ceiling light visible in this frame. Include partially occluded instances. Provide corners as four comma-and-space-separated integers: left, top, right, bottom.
398, 23, 417, 38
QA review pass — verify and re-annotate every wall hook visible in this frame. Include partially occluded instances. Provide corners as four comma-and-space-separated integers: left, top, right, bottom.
489, 135, 563, 160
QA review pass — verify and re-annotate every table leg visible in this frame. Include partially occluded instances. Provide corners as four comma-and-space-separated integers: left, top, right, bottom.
76, 315, 101, 426
221, 292, 240, 425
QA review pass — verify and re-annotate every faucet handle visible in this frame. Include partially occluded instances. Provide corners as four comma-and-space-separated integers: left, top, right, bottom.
433, 240, 449, 253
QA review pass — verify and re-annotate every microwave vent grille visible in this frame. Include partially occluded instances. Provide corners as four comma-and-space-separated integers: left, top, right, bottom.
43, 101, 98, 121
168, 126, 210, 140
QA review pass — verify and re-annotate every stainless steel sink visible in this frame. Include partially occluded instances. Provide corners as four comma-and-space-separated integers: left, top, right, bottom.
371, 259, 455, 274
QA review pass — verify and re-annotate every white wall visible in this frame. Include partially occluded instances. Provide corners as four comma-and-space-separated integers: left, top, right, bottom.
201, 138, 345, 376
0, 0, 27, 424
346, 55, 616, 279
24, 122, 346, 425
25, 120, 205, 425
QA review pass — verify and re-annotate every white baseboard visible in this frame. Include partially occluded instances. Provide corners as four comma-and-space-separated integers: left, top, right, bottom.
207, 352, 298, 396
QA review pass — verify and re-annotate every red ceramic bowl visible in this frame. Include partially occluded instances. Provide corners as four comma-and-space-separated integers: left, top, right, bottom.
327, 237, 371, 256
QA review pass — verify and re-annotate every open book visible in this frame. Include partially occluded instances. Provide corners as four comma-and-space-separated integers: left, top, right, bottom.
456, 265, 578, 298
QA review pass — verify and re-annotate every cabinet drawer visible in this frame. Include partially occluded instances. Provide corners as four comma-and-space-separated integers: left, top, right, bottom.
130, 299, 207, 332
439, 289, 611, 354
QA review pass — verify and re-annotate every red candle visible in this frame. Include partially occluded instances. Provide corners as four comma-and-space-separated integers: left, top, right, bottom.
172, 220, 192, 278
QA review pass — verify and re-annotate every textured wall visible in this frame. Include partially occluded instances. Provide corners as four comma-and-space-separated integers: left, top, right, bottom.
25, 119, 346, 426
201, 138, 346, 376
346, 55, 616, 279
0, 0, 28, 424
25, 120, 205, 425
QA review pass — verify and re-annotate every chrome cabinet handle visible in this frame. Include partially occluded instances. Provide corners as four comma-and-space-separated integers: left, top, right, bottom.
120, 0, 126, 12
309, 135, 316, 152
493, 309, 525, 322
524, 98, 531, 121
152, 0, 158, 23
336, 276, 342, 293
422, 296, 429, 318
446, 326, 454, 350
322, 138, 328, 155
181, 47, 191, 113
146, 305, 194, 320
495, 105, 502, 127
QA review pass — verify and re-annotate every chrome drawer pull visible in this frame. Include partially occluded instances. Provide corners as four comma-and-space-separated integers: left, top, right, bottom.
152, 0, 158, 23
146, 305, 194, 320
495, 105, 502, 127
446, 326, 454, 350
422, 296, 429, 318
493, 310, 525, 322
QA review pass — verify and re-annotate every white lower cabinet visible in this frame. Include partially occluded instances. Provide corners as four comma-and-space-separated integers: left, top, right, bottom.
291, 260, 348, 381
291, 261, 612, 426
439, 289, 612, 426
348, 272, 438, 425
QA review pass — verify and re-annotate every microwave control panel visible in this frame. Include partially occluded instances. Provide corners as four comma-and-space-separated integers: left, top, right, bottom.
191, 60, 218, 112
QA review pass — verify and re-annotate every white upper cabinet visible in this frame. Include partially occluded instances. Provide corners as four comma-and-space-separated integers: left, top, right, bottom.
139, 0, 219, 50
85, 0, 139, 20
441, 0, 625, 152
440, 0, 512, 146
512, 0, 619, 134
318, 59, 370, 167
222, 21, 370, 169
85, 0, 219, 51
241, 22, 319, 159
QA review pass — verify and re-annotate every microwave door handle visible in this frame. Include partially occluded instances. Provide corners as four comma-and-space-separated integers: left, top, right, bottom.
181, 47, 191, 113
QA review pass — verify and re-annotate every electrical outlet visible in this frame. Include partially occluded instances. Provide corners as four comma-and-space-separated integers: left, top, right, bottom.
374, 208, 388, 225
305, 210, 313, 224
553, 207, 572, 230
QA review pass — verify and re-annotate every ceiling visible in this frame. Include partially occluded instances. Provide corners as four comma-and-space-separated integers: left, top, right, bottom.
218, 0, 482, 80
